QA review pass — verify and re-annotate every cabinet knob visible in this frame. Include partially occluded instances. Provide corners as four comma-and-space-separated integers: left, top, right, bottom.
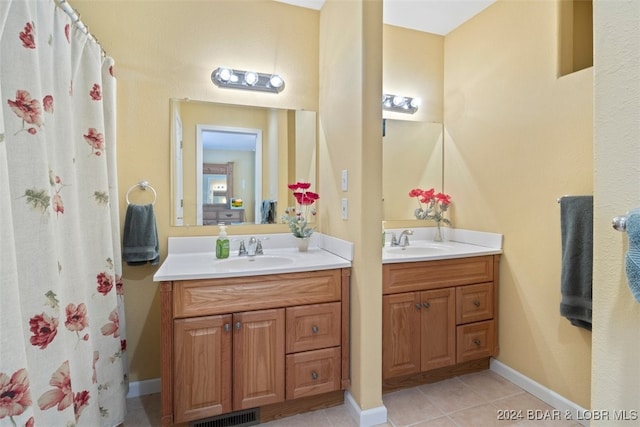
311, 371, 319, 380
235, 322, 242, 330
311, 325, 319, 334
415, 303, 422, 310
423, 302, 430, 309
224, 323, 231, 332
473, 300, 481, 307
473, 338, 481, 346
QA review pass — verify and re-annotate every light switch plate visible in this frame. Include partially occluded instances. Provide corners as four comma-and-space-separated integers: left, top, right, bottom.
341, 198, 348, 219
341, 170, 348, 191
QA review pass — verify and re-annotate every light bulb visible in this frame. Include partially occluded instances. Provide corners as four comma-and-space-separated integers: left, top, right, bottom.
244, 71, 258, 86
392, 96, 405, 107
218, 68, 232, 82
269, 74, 284, 88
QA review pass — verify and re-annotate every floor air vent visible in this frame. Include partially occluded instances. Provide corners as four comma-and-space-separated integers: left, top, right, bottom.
190, 409, 259, 427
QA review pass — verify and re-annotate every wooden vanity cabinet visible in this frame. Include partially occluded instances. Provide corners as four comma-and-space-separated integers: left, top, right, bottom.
160, 268, 350, 426
382, 255, 500, 389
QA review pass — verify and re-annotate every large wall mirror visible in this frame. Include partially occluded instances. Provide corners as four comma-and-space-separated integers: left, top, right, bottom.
382, 119, 444, 220
170, 98, 317, 227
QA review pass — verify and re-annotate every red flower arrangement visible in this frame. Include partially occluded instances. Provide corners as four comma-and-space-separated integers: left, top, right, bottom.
282, 182, 319, 238
409, 187, 452, 225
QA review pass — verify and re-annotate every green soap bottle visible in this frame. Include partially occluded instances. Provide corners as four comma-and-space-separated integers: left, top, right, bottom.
216, 223, 230, 259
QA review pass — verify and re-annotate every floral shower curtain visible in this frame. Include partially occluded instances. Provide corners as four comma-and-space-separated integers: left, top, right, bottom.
0, 1, 127, 426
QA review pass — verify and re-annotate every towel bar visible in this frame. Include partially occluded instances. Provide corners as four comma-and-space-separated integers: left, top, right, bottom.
613, 216, 627, 231
612, 209, 640, 232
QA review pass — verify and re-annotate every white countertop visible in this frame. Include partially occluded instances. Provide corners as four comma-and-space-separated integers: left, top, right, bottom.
153, 228, 501, 281
153, 233, 353, 281
382, 227, 503, 263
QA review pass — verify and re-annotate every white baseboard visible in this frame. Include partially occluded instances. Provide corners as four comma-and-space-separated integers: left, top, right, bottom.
126, 378, 161, 399
490, 359, 589, 427
345, 390, 388, 427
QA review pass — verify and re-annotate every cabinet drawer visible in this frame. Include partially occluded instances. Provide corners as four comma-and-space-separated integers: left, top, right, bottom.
173, 270, 342, 318
456, 283, 494, 324
383, 256, 494, 294
456, 320, 494, 363
218, 209, 243, 222
286, 302, 341, 353
286, 347, 341, 400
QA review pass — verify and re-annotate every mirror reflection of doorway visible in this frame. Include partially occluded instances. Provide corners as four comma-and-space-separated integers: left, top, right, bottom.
207, 174, 227, 204
196, 125, 262, 225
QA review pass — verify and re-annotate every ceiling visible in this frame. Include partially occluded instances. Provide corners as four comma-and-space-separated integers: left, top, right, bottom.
274, 0, 496, 36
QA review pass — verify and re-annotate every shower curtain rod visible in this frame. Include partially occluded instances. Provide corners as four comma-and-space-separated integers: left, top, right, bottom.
54, 0, 106, 56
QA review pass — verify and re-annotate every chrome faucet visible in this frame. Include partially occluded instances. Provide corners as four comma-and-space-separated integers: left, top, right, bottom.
391, 230, 413, 247
240, 237, 264, 256
247, 237, 258, 256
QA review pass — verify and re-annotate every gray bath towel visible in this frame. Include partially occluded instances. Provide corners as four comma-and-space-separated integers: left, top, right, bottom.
559, 196, 593, 331
261, 200, 277, 224
123, 203, 159, 266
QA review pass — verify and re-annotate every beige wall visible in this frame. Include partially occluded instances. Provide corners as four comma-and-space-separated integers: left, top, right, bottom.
73, 0, 320, 382
382, 26, 444, 221
383, 25, 444, 123
75, 0, 605, 415
444, 0, 593, 408
592, 1, 640, 422
318, 0, 383, 411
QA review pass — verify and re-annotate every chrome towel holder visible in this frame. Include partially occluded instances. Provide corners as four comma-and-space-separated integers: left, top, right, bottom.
613, 209, 640, 232
125, 181, 157, 205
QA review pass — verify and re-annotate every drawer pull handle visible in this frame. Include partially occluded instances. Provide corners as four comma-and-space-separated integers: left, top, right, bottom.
473, 300, 481, 307
423, 302, 430, 309
235, 322, 242, 330
224, 323, 231, 332
415, 303, 422, 310
473, 338, 481, 346
311, 325, 319, 334
311, 371, 319, 380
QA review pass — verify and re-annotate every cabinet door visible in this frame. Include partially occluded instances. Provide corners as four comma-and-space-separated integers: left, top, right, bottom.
174, 314, 232, 423
233, 308, 285, 409
420, 288, 456, 371
382, 293, 421, 379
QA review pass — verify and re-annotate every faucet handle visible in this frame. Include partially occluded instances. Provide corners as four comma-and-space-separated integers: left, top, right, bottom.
390, 232, 398, 246
238, 240, 247, 256
256, 240, 263, 255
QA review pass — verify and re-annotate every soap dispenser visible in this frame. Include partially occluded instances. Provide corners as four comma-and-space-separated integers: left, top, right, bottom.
216, 223, 230, 259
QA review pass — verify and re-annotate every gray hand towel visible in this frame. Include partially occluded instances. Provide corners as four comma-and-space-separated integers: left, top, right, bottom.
122, 203, 159, 266
559, 195, 593, 331
261, 200, 277, 224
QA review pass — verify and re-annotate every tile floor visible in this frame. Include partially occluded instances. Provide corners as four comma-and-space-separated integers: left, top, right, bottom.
122, 370, 583, 427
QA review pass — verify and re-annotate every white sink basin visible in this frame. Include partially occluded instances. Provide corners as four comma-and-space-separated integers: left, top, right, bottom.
214, 255, 295, 272
384, 243, 453, 256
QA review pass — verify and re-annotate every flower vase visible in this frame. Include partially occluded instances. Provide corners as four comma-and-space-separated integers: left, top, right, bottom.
296, 236, 310, 252
433, 221, 443, 242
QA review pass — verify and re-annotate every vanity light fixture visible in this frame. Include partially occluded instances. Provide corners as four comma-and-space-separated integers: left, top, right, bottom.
211, 67, 285, 93
382, 93, 421, 114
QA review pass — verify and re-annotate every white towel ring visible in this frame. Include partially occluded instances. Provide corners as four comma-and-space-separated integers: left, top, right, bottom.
125, 181, 157, 205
